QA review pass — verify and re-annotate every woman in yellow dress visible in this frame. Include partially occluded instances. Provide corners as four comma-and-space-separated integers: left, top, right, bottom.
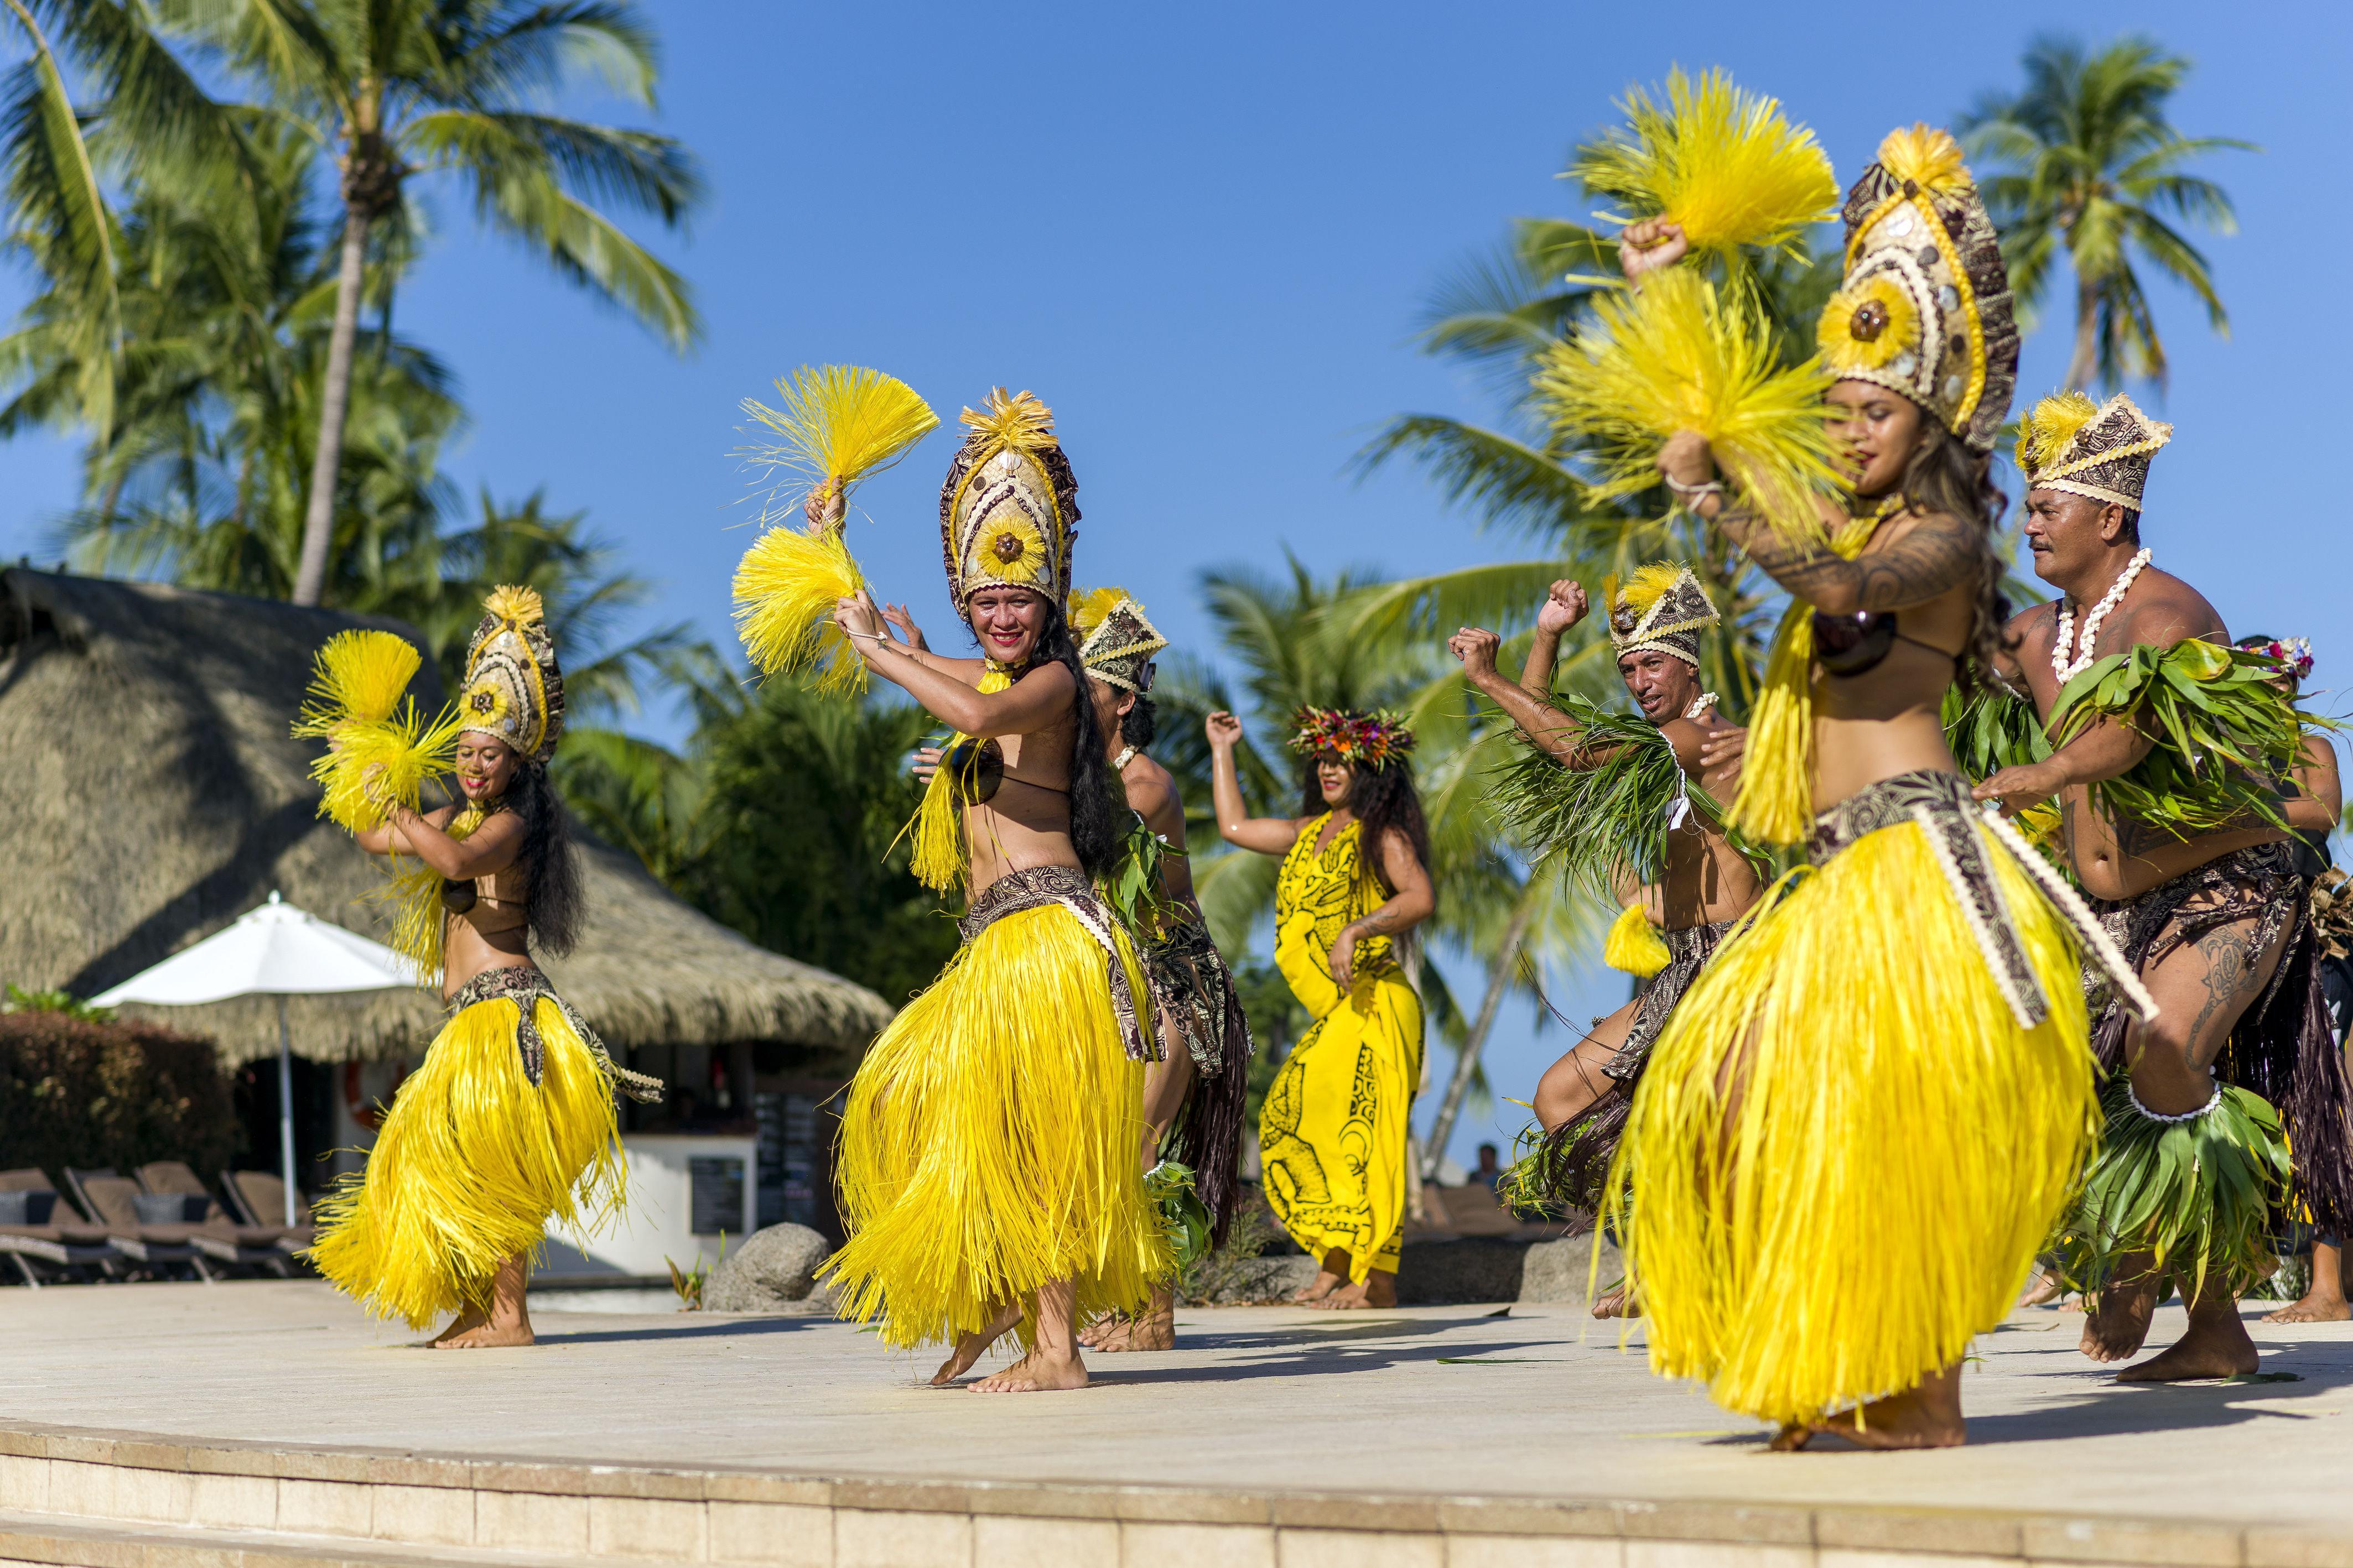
1206, 706, 1434, 1309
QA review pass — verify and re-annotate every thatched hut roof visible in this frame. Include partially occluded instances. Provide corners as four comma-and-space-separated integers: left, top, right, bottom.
0, 569, 894, 1069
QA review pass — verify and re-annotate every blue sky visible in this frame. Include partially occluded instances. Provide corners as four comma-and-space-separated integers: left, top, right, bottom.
6, 2, 2347, 1168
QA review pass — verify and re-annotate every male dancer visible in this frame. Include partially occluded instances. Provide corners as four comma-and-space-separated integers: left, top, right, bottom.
1976, 395, 2345, 1379
1450, 569, 1760, 1314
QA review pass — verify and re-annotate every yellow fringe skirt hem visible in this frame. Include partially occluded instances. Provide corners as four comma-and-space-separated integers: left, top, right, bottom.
309, 997, 626, 1329
1608, 815, 2096, 1425
822, 904, 1168, 1350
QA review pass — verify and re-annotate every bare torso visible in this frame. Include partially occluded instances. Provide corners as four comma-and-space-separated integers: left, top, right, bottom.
402, 804, 533, 999
1619, 711, 1763, 928
1810, 510, 1977, 810
959, 673, 1084, 898
1116, 749, 1196, 906
2000, 574, 2282, 902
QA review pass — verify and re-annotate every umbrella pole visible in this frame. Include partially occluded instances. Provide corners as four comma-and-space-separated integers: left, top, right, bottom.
276, 996, 298, 1227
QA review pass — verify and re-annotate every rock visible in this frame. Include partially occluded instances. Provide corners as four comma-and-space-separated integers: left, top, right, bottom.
1187, 1252, 1317, 1305
1395, 1238, 1530, 1304
1518, 1231, 1619, 1304
703, 1223, 835, 1314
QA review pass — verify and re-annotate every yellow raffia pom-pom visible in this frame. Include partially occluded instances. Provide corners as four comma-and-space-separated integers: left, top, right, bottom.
731, 523, 869, 696
1575, 67, 1837, 257
2016, 390, 2102, 477
1619, 562, 1686, 617
959, 388, 1056, 456
740, 366, 939, 525
292, 630, 421, 736
1535, 267, 1841, 545
481, 584, 545, 632
1876, 124, 1971, 197
1817, 274, 1919, 374
307, 705, 463, 837
1068, 586, 1127, 640
1604, 901, 1673, 978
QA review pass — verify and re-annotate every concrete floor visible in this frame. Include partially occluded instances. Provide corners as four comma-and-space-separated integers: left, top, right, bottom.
3, 1280, 2349, 1534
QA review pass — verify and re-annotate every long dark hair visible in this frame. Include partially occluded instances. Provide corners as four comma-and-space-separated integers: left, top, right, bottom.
1895, 411, 2008, 695
508, 760, 583, 957
1298, 757, 1431, 898
1119, 694, 1157, 749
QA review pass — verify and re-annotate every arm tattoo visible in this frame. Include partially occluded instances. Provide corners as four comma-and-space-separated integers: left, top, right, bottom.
1740, 513, 1979, 612
1356, 907, 1399, 935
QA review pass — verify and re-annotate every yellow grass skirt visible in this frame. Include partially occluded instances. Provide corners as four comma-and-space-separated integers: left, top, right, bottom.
823, 903, 1168, 1349
310, 997, 625, 1328
1610, 814, 2096, 1425
1258, 967, 1424, 1278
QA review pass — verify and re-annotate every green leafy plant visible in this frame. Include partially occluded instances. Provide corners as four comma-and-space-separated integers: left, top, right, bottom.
2, 983, 114, 1020
666, 1231, 725, 1311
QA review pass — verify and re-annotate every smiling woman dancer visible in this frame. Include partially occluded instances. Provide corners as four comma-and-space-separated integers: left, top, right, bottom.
1207, 706, 1434, 1310
310, 588, 659, 1348
821, 390, 1168, 1394
1608, 128, 2147, 1448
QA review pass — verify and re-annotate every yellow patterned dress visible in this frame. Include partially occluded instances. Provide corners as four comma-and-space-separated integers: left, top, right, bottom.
1258, 814, 1425, 1279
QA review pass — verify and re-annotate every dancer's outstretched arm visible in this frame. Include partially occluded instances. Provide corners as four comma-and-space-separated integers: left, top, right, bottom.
1206, 711, 1303, 856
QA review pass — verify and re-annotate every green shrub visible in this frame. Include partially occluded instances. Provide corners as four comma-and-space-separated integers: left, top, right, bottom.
0, 1012, 238, 1179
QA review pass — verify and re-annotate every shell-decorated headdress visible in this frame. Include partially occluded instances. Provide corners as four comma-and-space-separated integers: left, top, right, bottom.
1604, 562, 1718, 670
936, 388, 1079, 616
1816, 126, 2019, 454
1289, 707, 1416, 772
459, 586, 564, 764
1071, 585, 1168, 695
2015, 390, 2173, 511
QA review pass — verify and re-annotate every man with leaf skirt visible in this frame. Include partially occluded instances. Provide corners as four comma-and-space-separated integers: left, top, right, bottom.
1971, 394, 2351, 1381
1449, 566, 1764, 1317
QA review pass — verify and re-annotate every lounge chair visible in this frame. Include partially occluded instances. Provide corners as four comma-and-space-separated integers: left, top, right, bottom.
134, 1161, 300, 1276
219, 1170, 318, 1253
0, 1169, 118, 1287
62, 1168, 208, 1281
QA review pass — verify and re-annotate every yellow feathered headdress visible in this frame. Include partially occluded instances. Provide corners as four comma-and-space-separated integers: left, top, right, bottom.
458, 586, 564, 764
1071, 586, 1169, 695
1602, 562, 1719, 670
937, 389, 1079, 616
2016, 390, 2173, 510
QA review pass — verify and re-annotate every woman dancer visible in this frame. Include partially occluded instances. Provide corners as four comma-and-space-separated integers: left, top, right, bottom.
1207, 706, 1433, 1310
312, 588, 657, 1347
822, 390, 1166, 1392
1611, 128, 2144, 1447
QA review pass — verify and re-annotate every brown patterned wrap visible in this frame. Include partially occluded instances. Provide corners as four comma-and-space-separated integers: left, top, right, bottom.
1526, 917, 1736, 1213
959, 863, 1150, 1062
1137, 909, 1256, 1245
446, 964, 663, 1103
2086, 844, 2353, 1236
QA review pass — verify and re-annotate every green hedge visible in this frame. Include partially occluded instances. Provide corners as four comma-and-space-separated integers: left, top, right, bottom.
0, 1012, 238, 1180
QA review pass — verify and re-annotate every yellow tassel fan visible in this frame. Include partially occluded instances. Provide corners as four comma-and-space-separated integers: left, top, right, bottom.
1604, 901, 1672, 978
740, 365, 939, 528
290, 630, 460, 836
732, 366, 939, 697
1574, 67, 1837, 259
733, 523, 870, 696
1535, 267, 1841, 545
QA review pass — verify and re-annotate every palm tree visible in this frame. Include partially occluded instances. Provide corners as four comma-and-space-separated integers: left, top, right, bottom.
2, 0, 252, 442
1960, 35, 2251, 393
158, 0, 706, 606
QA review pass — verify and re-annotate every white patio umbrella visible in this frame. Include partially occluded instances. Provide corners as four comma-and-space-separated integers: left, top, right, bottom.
92, 892, 413, 1225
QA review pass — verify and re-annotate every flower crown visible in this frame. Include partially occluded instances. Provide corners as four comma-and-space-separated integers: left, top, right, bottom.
1289, 706, 1416, 769
2238, 637, 2315, 681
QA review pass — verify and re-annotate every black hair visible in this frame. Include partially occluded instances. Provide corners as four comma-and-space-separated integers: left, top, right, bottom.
510, 760, 583, 957
1119, 693, 1157, 750
1895, 412, 2007, 696
1297, 753, 1432, 900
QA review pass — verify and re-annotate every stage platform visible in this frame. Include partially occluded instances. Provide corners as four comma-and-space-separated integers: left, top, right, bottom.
1, 1280, 2350, 1568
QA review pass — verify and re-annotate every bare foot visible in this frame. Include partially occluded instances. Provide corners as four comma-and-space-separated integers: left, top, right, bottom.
1769, 1368, 1966, 1450
2263, 1291, 2351, 1324
931, 1300, 1024, 1386
1292, 1270, 1344, 1305
1078, 1312, 1125, 1349
970, 1348, 1089, 1393
2018, 1271, 2065, 1308
429, 1309, 533, 1350
1592, 1285, 1640, 1319
1311, 1272, 1397, 1311
2081, 1273, 2160, 1363
1089, 1291, 1175, 1352
426, 1305, 487, 1347
2117, 1311, 2260, 1382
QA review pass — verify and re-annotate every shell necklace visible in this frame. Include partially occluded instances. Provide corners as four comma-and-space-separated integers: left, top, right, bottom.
1682, 692, 1717, 720
2052, 549, 2151, 684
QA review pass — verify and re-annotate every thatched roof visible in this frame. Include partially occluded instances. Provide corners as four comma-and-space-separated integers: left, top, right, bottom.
0, 569, 894, 1069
